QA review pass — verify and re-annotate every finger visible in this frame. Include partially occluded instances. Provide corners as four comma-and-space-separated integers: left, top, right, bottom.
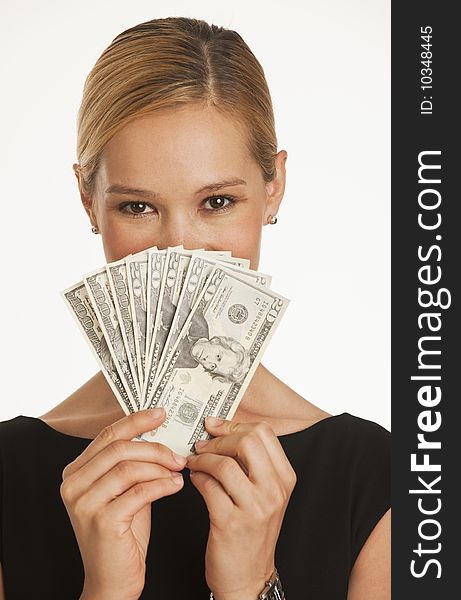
203, 418, 295, 489
62, 408, 167, 478
105, 474, 184, 523
187, 452, 251, 507
77, 461, 180, 509
194, 423, 277, 488
62, 440, 186, 501
189, 470, 234, 517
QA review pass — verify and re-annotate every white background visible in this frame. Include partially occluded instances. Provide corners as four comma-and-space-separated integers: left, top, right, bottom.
0, 0, 390, 430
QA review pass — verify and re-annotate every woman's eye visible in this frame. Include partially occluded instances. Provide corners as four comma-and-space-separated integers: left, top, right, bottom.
203, 195, 234, 211
121, 202, 155, 216
119, 196, 235, 218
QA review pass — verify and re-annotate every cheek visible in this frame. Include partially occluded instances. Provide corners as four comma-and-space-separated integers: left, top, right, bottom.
102, 236, 150, 263
100, 220, 156, 262
97, 204, 264, 266
210, 219, 263, 270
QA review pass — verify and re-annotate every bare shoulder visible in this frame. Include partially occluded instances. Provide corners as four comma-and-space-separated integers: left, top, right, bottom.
273, 403, 333, 436
236, 365, 334, 436
39, 371, 125, 439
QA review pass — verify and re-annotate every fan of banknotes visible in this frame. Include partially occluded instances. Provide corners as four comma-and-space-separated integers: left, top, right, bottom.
62, 246, 289, 455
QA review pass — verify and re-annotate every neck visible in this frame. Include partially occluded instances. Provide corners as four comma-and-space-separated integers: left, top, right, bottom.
45, 363, 315, 435
233, 364, 308, 423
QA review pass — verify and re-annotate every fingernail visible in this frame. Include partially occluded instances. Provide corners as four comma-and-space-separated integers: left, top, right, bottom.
171, 472, 183, 484
173, 452, 187, 466
194, 440, 208, 449
148, 407, 164, 419
206, 416, 224, 427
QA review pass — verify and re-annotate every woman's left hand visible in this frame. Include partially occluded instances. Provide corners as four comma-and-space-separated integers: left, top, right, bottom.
186, 416, 297, 600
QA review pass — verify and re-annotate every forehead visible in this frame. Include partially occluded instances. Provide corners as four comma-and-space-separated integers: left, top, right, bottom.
98, 104, 257, 192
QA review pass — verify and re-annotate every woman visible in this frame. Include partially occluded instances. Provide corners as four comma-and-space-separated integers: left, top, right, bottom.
0, 17, 390, 600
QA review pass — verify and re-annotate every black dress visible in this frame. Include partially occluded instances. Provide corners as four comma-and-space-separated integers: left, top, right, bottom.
0, 412, 390, 599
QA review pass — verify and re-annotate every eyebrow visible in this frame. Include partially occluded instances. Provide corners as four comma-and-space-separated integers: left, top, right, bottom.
105, 178, 247, 200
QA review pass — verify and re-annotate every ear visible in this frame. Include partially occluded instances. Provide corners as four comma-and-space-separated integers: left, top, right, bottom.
72, 163, 98, 229
263, 150, 287, 225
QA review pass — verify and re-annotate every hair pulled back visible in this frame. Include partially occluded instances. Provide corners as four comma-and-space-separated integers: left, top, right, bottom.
74, 17, 278, 196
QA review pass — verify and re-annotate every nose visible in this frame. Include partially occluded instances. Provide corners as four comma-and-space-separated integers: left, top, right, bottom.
154, 212, 201, 250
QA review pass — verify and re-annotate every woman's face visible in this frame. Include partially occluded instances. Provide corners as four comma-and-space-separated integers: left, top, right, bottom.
77, 103, 286, 270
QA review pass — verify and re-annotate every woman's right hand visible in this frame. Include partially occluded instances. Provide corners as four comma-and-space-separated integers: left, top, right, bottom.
60, 407, 187, 600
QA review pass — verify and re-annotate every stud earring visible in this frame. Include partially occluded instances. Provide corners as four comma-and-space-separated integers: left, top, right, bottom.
267, 214, 278, 225
91, 225, 99, 234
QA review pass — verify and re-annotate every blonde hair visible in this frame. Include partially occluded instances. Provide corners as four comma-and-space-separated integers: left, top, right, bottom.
74, 17, 278, 197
